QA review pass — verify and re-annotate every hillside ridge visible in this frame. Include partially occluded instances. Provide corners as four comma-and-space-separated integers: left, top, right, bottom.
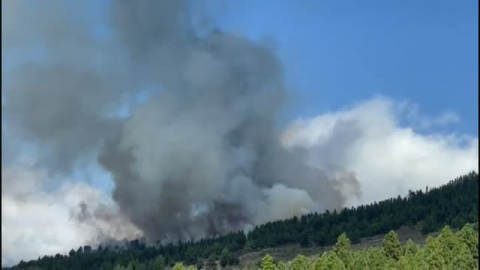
7, 171, 479, 269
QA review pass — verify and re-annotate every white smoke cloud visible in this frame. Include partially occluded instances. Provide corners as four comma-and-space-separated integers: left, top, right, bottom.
1, 162, 141, 267
282, 96, 478, 206
255, 184, 318, 224
2, 96, 477, 267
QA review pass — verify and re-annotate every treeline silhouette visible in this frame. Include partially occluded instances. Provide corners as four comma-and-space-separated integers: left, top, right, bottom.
9, 172, 478, 270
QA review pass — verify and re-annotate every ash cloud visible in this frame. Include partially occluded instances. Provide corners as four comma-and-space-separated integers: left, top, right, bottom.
2, 0, 357, 249
100, 0, 354, 240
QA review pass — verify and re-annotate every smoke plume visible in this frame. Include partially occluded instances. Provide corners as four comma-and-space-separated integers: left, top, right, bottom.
2, 0, 355, 245
3, 2, 478, 266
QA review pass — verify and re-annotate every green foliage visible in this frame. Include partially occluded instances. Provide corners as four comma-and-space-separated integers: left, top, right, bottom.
172, 262, 186, 270
382, 230, 401, 260
424, 236, 445, 269
451, 242, 477, 269
406, 249, 428, 269
290, 254, 310, 270
205, 255, 217, 270
261, 254, 276, 270
457, 223, 479, 259
396, 256, 411, 270
312, 252, 345, 270
437, 225, 457, 262
332, 233, 353, 268
350, 251, 369, 270
151, 254, 165, 270
113, 265, 127, 270
248, 171, 478, 251
195, 258, 204, 270
402, 239, 417, 256
219, 247, 239, 267
277, 224, 479, 269
366, 248, 391, 269
276, 261, 289, 270
456, 223, 479, 269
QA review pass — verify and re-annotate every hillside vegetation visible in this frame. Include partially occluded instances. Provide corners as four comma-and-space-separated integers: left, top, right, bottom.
248, 223, 479, 269
163, 224, 479, 269
9, 172, 478, 270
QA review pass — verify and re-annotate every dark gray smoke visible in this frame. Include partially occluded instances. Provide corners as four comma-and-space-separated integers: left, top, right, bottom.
3, 0, 359, 242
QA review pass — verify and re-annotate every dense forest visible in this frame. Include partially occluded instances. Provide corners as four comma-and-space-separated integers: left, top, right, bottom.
8, 171, 478, 270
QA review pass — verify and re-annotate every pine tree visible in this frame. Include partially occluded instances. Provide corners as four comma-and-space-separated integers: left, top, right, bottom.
436, 225, 457, 262
365, 248, 389, 269
410, 248, 428, 269
402, 239, 417, 256
195, 258, 204, 270
397, 256, 411, 270
382, 230, 401, 260
172, 262, 186, 270
153, 255, 166, 270
350, 251, 369, 270
276, 261, 289, 270
332, 233, 353, 267
456, 223, 479, 260
219, 247, 233, 267
206, 255, 217, 270
125, 259, 139, 270
312, 254, 326, 270
312, 252, 345, 270
451, 242, 477, 269
261, 254, 276, 270
424, 236, 445, 269
68, 249, 75, 257
290, 254, 310, 270
114, 265, 127, 270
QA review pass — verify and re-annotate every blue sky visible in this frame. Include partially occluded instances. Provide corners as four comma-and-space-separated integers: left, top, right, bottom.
4, 0, 477, 135
3, 0, 478, 192
213, 0, 478, 135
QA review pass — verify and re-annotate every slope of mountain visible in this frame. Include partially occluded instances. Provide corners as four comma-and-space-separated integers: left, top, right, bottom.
7, 171, 478, 269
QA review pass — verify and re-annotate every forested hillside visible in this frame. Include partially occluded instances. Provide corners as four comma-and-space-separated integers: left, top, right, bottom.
8, 172, 478, 270
251, 224, 478, 269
